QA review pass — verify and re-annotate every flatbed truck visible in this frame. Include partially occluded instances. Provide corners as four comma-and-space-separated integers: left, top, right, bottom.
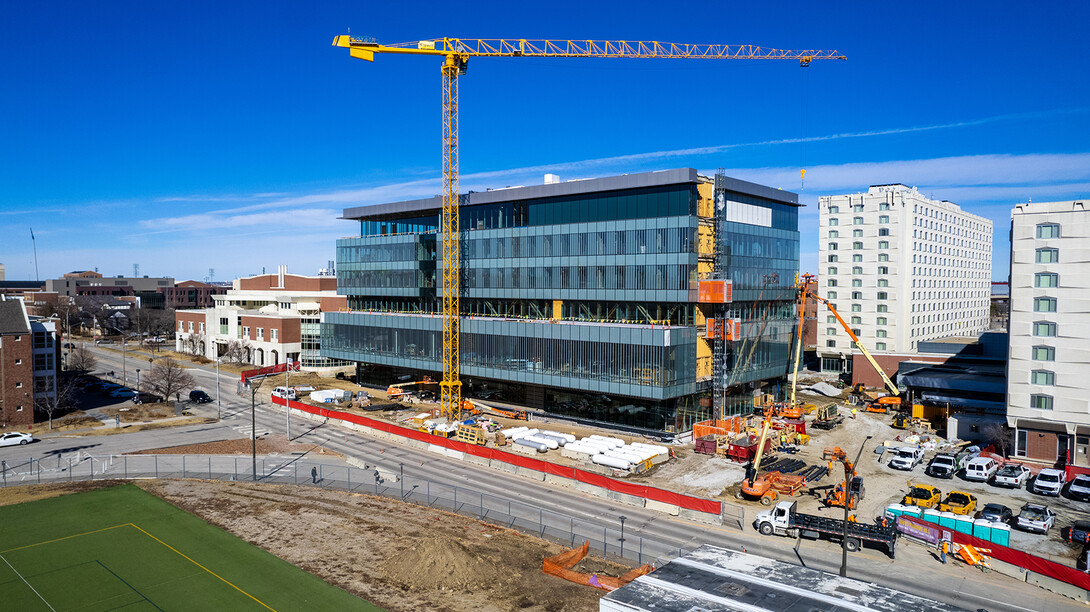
754, 501, 897, 558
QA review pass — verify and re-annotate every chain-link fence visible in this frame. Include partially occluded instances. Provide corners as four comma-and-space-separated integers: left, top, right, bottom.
0, 453, 693, 567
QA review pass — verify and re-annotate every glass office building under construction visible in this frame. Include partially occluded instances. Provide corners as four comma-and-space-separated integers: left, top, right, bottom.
322, 168, 800, 433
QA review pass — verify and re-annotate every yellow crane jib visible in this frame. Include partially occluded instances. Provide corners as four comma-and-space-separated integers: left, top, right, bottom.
333, 33, 846, 424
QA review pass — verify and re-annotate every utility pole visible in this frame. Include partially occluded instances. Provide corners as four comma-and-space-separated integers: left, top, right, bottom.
840, 435, 872, 577
122, 336, 127, 387
216, 357, 221, 420
285, 358, 291, 441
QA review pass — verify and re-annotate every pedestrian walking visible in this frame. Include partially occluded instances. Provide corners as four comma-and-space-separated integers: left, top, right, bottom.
311, 466, 318, 484
940, 539, 949, 564
851, 407, 857, 419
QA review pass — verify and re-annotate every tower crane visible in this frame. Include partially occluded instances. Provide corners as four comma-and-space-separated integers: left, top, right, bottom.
333, 36, 846, 422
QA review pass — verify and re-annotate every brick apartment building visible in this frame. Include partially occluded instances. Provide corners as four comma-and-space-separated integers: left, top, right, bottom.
0, 298, 58, 428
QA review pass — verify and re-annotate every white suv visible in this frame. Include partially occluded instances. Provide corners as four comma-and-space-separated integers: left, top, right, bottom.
888, 447, 924, 471
1068, 474, 1090, 502
1032, 469, 1067, 496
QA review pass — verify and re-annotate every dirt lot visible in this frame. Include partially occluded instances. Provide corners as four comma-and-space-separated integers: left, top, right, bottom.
0, 480, 629, 612
0, 411, 104, 436
127, 434, 340, 458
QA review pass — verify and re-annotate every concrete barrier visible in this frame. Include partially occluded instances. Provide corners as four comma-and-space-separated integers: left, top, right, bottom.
544, 473, 572, 488
987, 558, 1028, 582
516, 467, 546, 481
444, 449, 465, 460
607, 490, 645, 507
679, 507, 723, 525
463, 454, 491, 467
1025, 571, 1090, 602
645, 499, 680, 516
427, 444, 447, 455
493, 460, 518, 473
575, 481, 608, 497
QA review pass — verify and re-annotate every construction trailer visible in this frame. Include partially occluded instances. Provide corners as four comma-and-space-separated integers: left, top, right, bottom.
600, 545, 961, 612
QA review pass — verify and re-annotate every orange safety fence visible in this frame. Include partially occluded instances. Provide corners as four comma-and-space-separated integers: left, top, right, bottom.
542, 541, 651, 591
692, 417, 744, 439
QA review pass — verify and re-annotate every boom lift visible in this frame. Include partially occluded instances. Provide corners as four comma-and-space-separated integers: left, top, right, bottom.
386, 376, 436, 399
333, 36, 846, 424
738, 407, 806, 505
822, 446, 865, 510
803, 290, 903, 413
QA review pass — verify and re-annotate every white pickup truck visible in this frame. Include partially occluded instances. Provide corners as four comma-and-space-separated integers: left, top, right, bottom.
887, 447, 924, 471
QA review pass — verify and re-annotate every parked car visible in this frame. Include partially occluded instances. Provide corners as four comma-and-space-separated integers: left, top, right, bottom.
1067, 474, 1090, 502
271, 387, 297, 400
133, 392, 162, 404
926, 454, 958, 479
109, 388, 136, 399
189, 390, 213, 404
992, 463, 1032, 488
1064, 520, 1090, 544
63, 342, 76, 349
888, 447, 925, 470
1032, 468, 1067, 496
963, 457, 999, 482
977, 503, 1013, 523
938, 491, 978, 515
1016, 503, 1056, 534
0, 432, 33, 447
902, 483, 942, 508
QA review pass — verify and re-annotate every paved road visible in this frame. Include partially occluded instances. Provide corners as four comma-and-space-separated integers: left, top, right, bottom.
7, 344, 1082, 612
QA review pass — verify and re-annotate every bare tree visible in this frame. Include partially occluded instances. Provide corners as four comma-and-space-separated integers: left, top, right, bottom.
222, 339, 252, 366
67, 346, 97, 373
34, 377, 79, 430
983, 423, 1013, 458
145, 357, 196, 403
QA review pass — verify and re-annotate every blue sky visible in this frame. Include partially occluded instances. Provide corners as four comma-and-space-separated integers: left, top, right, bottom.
1, 1, 1088, 283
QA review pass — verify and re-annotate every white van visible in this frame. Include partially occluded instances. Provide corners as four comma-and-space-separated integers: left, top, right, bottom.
963, 457, 999, 482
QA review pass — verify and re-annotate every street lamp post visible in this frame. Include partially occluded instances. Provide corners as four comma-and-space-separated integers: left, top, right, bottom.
619, 515, 627, 558
216, 357, 221, 420
122, 337, 127, 386
840, 435, 872, 577
285, 359, 291, 441
250, 382, 257, 481
136, 369, 141, 394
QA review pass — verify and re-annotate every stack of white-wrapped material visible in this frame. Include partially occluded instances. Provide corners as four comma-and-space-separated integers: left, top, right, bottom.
503, 427, 573, 453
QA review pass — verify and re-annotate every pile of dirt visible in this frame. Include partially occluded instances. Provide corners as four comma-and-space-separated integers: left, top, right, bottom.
127, 435, 338, 457
137, 479, 627, 611
382, 536, 504, 592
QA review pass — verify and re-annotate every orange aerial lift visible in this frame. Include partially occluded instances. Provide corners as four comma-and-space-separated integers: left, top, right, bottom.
333, 36, 846, 424
823, 446, 865, 510
802, 290, 903, 413
386, 376, 435, 399
738, 407, 807, 505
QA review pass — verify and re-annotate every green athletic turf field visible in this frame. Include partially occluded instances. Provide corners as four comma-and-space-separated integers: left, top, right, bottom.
0, 484, 382, 611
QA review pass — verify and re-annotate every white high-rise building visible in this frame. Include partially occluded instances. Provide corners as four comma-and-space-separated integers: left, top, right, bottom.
816, 185, 992, 374
1007, 200, 1090, 467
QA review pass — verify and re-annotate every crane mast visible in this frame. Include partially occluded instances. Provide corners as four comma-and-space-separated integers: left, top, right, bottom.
333, 35, 846, 423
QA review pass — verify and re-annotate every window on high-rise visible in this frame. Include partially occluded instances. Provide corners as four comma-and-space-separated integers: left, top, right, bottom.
853, 205, 863, 213
828, 243, 838, 251
828, 279, 837, 287
853, 254, 863, 263
827, 291, 838, 299
827, 267, 838, 275
875, 342, 887, 350
851, 316, 861, 325
826, 340, 836, 348
1033, 297, 1057, 313
1028, 346, 1055, 360
877, 292, 888, 300
852, 266, 863, 275
827, 328, 837, 336
828, 230, 839, 238
879, 215, 890, 223
829, 205, 840, 214
879, 203, 890, 211
829, 218, 839, 226
1033, 321, 1057, 337
879, 228, 890, 236
827, 315, 836, 324
851, 291, 862, 300
852, 279, 862, 287
1034, 273, 1059, 288
878, 241, 889, 249
877, 266, 888, 274
1035, 248, 1058, 263
851, 304, 861, 312
828, 255, 838, 262
877, 305, 888, 313
876, 330, 887, 338
1036, 223, 1060, 239
1030, 394, 1054, 411
853, 242, 863, 250
877, 317, 887, 325
851, 328, 861, 337
853, 216, 863, 225
1031, 370, 1055, 386
878, 253, 889, 262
